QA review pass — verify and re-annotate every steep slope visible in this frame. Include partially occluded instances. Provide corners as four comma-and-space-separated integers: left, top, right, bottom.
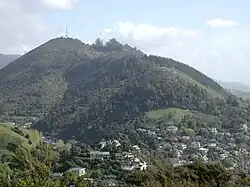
0, 38, 99, 116
0, 54, 20, 70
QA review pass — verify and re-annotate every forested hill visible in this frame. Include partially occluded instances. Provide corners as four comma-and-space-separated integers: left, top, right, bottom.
0, 37, 244, 143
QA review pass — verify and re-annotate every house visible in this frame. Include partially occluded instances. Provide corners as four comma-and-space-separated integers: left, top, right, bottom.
51, 172, 63, 179
113, 139, 121, 147
202, 155, 208, 162
124, 153, 134, 159
191, 142, 201, 148
181, 136, 190, 142
199, 147, 209, 155
132, 145, 140, 150
121, 165, 135, 171
137, 162, 147, 171
122, 162, 147, 171
178, 143, 187, 150
23, 122, 32, 128
89, 151, 110, 160
208, 143, 217, 148
137, 128, 147, 132
99, 141, 106, 149
211, 128, 218, 133
66, 167, 86, 177
113, 153, 123, 160
166, 126, 178, 133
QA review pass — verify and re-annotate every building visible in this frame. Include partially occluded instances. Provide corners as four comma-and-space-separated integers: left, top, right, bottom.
132, 145, 140, 150
137, 161, 147, 171
66, 167, 86, 177
51, 172, 63, 179
113, 153, 123, 160
191, 142, 201, 148
89, 151, 110, 160
166, 126, 178, 133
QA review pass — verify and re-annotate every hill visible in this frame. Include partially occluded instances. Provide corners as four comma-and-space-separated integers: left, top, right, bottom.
0, 54, 20, 70
217, 80, 250, 93
217, 80, 250, 99
0, 37, 247, 143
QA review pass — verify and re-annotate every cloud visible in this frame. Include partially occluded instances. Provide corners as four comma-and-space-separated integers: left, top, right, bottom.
101, 21, 250, 85
0, 0, 79, 54
207, 18, 239, 28
41, 0, 79, 10
101, 21, 200, 54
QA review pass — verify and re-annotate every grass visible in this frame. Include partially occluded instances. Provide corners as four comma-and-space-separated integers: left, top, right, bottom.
161, 67, 223, 99
0, 124, 29, 144
173, 69, 223, 99
0, 123, 41, 147
146, 107, 191, 121
145, 107, 218, 129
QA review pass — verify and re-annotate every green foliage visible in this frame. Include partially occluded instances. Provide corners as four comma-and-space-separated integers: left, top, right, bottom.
146, 107, 191, 121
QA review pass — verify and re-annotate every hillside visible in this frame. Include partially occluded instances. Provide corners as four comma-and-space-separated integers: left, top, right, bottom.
0, 37, 246, 143
0, 54, 20, 70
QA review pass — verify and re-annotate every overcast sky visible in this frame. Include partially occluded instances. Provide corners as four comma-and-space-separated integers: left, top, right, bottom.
1, 0, 250, 85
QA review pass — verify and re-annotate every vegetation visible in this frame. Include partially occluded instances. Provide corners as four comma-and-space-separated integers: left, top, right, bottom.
146, 107, 191, 120
1, 37, 250, 186
1, 139, 250, 187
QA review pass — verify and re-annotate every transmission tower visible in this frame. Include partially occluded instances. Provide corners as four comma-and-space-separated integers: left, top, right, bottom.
65, 25, 68, 38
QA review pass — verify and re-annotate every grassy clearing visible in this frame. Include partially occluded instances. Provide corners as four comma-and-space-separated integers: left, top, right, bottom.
173, 69, 223, 99
0, 123, 41, 147
0, 124, 29, 144
146, 107, 191, 121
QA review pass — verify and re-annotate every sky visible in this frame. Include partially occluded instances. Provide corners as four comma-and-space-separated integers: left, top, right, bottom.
0, 0, 250, 84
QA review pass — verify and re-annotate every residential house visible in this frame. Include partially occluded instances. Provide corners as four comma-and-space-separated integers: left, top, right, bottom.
89, 151, 110, 160
51, 173, 63, 179
166, 126, 178, 133
113, 153, 123, 160
113, 139, 121, 147
137, 161, 147, 171
66, 167, 86, 177
191, 142, 201, 148
199, 147, 209, 155
132, 145, 140, 150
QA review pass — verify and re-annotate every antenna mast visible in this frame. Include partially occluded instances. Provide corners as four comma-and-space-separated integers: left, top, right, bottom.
65, 25, 68, 38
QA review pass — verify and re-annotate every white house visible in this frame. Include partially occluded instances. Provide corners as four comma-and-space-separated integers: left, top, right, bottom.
132, 145, 140, 150
191, 142, 201, 148
199, 147, 209, 155
66, 167, 86, 177
137, 162, 147, 171
166, 126, 178, 133
51, 172, 63, 179
211, 128, 218, 133
113, 139, 121, 147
